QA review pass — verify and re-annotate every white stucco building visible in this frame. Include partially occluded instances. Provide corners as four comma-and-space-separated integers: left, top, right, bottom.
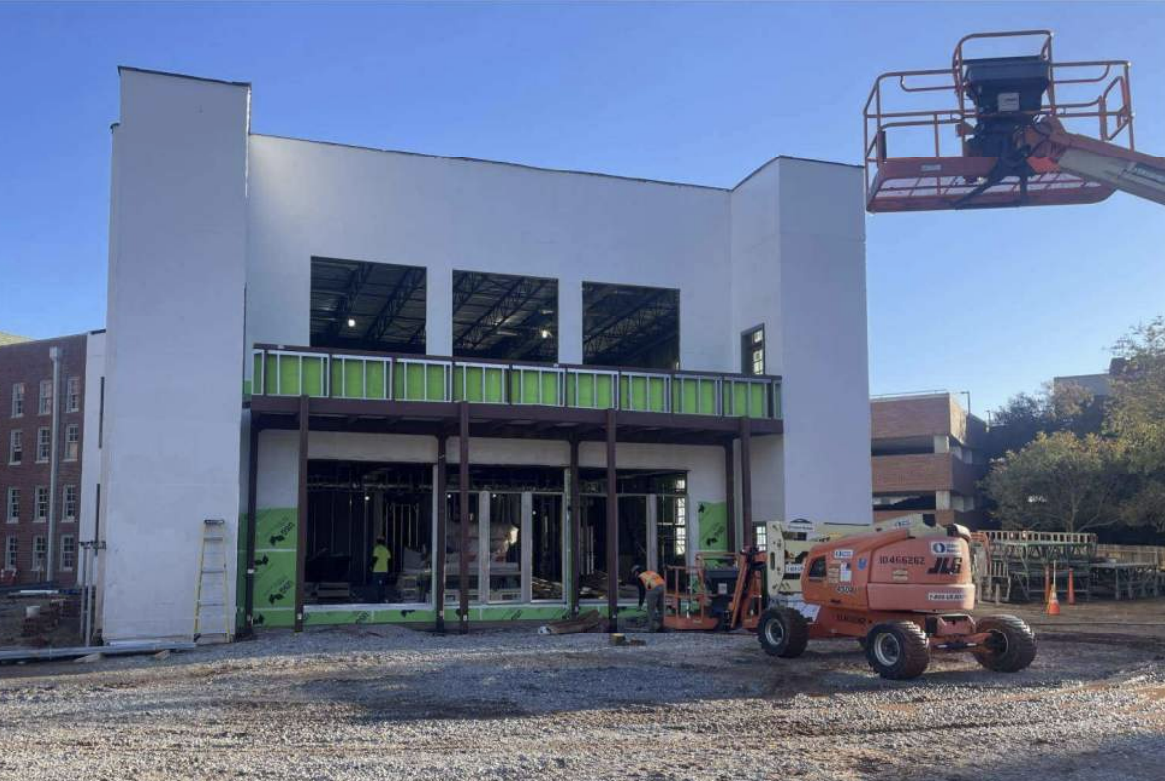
96, 67, 871, 643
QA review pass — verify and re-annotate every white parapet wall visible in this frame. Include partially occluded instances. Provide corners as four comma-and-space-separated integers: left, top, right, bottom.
730, 158, 873, 527
100, 69, 250, 642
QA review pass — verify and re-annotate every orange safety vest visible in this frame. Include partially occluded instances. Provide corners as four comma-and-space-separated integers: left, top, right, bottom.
638, 570, 665, 590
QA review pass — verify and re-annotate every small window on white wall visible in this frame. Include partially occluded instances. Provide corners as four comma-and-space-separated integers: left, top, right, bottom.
741, 325, 765, 376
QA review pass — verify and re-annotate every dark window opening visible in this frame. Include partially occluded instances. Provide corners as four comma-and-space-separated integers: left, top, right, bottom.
583, 282, 679, 369
871, 436, 938, 457
807, 556, 827, 580
310, 257, 427, 354
873, 493, 938, 512
306, 461, 433, 605
452, 271, 557, 362
742, 325, 765, 375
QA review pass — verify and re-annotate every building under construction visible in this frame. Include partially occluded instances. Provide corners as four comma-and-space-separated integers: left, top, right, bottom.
91, 68, 874, 643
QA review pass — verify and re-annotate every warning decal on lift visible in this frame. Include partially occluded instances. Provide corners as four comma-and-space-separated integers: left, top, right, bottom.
927, 591, 964, 602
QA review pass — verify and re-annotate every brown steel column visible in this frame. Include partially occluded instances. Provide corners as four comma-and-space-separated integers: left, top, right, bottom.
569, 438, 581, 617
605, 408, 618, 632
294, 395, 309, 633
435, 434, 447, 633
724, 440, 736, 553
242, 422, 259, 637
458, 401, 470, 634
739, 416, 753, 549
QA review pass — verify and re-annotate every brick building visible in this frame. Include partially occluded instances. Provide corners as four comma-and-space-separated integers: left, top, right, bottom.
870, 392, 987, 528
1, 332, 103, 587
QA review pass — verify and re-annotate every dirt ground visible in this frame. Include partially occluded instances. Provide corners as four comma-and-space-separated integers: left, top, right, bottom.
1, 599, 1164, 781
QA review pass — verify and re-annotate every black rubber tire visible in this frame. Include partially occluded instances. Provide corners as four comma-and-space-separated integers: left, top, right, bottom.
974, 615, 1037, 673
757, 607, 809, 658
865, 621, 930, 680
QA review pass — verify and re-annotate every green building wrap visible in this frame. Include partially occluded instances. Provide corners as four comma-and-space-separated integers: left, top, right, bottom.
698, 501, 728, 552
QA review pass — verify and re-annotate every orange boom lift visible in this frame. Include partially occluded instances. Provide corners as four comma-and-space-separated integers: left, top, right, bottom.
864, 30, 1165, 212
757, 524, 1036, 680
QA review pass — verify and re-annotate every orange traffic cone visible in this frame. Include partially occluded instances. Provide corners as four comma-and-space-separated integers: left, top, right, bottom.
1046, 562, 1061, 616
1067, 568, 1076, 605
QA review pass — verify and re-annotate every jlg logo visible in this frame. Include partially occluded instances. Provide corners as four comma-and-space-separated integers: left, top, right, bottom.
926, 556, 963, 575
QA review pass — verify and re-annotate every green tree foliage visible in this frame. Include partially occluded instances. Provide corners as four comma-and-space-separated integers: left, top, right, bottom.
984, 317, 1165, 536
986, 383, 1105, 461
983, 431, 1124, 533
1107, 317, 1165, 531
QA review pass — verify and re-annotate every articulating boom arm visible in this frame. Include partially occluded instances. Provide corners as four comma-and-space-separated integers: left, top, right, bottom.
1026, 117, 1165, 206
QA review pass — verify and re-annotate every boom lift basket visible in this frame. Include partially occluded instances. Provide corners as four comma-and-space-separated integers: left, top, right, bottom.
863, 30, 1136, 212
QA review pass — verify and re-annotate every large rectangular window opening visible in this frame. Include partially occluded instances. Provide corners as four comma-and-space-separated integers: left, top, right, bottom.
452, 271, 558, 362
583, 282, 679, 369
445, 466, 566, 605
310, 257, 427, 354
306, 461, 433, 606
577, 469, 688, 602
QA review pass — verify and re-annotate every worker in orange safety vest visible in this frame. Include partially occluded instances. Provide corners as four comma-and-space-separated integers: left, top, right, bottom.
631, 565, 666, 632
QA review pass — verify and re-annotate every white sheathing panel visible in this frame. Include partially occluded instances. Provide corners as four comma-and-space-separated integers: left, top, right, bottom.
730, 159, 871, 526
101, 71, 250, 642
244, 137, 732, 373
775, 160, 871, 525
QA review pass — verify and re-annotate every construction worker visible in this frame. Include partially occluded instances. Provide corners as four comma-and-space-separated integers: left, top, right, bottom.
371, 537, 391, 602
631, 565, 666, 632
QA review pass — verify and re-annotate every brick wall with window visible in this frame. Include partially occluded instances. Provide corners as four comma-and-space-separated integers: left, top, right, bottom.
0, 333, 88, 586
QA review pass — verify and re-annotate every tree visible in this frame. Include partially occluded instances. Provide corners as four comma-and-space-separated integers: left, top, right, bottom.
986, 383, 1104, 460
983, 431, 1124, 534
1107, 317, 1165, 531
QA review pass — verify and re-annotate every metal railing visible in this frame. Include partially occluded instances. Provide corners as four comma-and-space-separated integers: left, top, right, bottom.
251, 345, 781, 419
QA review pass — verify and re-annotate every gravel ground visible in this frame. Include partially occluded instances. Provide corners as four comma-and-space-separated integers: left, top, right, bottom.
2, 608, 1165, 781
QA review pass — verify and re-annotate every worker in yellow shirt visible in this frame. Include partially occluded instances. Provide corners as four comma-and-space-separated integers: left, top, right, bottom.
371, 537, 392, 603
631, 565, 666, 632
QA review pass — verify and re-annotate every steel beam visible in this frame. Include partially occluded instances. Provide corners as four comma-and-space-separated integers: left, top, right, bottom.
242, 423, 259, 637
740, 416, 753, 549
605, 408, 618, 632
294, 395, 309, 632
569, 438, 580, 617
435, 434, 447, 633
458, 401, 470, 634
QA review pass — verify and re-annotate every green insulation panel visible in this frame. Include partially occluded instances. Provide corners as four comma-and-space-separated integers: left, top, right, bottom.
330, 358, 389, 399
263, 354, 326, 397
698, 501, 729, 552
394, 362, 448, 401
619, 375, 668, 412
726, 381, 770, 418
252, 353, 263, 394
452, 365, 507, 403
566, 373, 615, 409
509, 369, 561, 406
672, 377, 718, 415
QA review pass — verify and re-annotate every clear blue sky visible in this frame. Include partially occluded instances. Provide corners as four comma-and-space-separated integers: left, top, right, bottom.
1, 2, 1162, 414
